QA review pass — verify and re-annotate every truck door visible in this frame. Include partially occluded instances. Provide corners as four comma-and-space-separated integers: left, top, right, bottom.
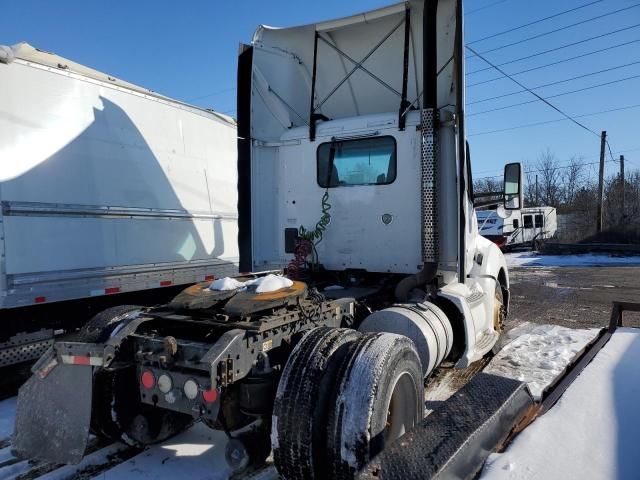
312, 133, 421, 274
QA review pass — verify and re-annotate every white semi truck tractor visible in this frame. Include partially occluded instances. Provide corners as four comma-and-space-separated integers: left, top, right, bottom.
13, 1, 524, 478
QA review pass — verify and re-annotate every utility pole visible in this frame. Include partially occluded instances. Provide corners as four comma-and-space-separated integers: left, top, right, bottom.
620, 154, 625, 222
535, 174, 539, 206
596, 130, 606, 233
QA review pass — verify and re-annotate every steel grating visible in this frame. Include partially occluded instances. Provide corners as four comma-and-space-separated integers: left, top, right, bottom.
421, 108, 439, 263
358, 373, 533, 480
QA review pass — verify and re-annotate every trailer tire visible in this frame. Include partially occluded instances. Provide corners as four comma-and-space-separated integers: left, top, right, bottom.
272, 327, 361, 480
79, 305, 143, 343
326, 333, 423, 479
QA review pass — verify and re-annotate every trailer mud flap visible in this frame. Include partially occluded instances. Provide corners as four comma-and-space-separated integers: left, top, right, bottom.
358, 373, 534, 480
13, 363, 93, 464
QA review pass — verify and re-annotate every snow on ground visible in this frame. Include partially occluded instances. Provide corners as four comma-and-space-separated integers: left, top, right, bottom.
0, 395, 279, 480
96, 424, 233, 480
506, 252, 640, 268
485, 324, 600, 400
0, 397, 16, 439
482, 328, 640, 480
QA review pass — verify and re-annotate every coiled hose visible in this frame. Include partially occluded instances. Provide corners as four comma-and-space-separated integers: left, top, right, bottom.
287, 190, 331, 280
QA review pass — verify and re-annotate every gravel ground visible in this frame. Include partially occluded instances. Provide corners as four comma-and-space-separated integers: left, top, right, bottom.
507, 265, 640, 330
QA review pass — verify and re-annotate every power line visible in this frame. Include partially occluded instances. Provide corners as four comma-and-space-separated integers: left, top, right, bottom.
465, 45, 600, 136
466, 0, 513, 16
473, 147, 640, 179
475, 158, 618, 181
467, 39, 640, 87
468, 103, 640, 136
467, 4, 640, 58
606, 140, 616, 162
468, 0, 603, 44
468, 73, 640, 116
467, 23, 640, 75
468, 60, 640, 105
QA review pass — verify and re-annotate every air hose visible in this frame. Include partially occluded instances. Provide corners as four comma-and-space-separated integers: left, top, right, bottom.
287, 190, 331, 280
298, 190, 331, 244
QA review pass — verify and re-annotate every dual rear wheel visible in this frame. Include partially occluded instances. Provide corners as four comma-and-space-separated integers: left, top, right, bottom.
272, 327, 423, 480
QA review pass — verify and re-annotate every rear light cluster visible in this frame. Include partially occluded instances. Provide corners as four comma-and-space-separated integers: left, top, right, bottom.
140, 369, 218, 404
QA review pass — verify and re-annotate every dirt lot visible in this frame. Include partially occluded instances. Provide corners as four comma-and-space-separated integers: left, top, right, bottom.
507, 265, 640, 329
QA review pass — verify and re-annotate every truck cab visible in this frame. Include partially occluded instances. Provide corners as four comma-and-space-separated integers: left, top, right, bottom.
238, 0, 521, 366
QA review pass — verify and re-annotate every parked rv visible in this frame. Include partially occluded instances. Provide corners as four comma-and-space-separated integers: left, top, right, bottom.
0, 43, 239, 368
477, 206, 557, 250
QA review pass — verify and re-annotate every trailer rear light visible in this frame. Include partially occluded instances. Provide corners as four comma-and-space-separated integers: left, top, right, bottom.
141, 370, 156, 389
202, 388, 219, 404
205, 275, 215, 281
183, 379, 199, 400
160, 280, 172, 287
34, 296, 46, 304
105, 287, 121, 295
157, 374, 173, 393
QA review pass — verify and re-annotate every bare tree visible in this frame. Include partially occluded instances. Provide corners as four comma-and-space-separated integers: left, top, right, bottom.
535, 149, 562, 207
562, 156, 585, 207
524, 171, 537, 207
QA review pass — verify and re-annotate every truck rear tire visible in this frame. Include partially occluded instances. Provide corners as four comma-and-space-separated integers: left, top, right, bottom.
326, 333, 423, 479
272, 327, 362, 480
79, 305, 142, 342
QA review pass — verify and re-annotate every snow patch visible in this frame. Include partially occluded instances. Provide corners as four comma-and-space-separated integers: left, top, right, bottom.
95, 423, 232, 479
482, 328, 640, 480
210, 277, 245, 291
210, 274, 293, 293
485, 324, 600, 400
0, 396, 16, 439
247, 274, 293, 293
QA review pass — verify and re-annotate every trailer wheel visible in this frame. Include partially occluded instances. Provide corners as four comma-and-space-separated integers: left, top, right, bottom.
326, 333, 423, 479
79, 305, 143, 343
272, 327, 361, 480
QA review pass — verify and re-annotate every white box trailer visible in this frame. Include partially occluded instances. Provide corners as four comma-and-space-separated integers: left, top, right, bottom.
477, 206, 557, 249
0, 43, 239, 367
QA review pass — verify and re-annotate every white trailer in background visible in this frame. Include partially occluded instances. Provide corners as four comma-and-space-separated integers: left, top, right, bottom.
477, 206, 557, 250
0, 43, 239, 367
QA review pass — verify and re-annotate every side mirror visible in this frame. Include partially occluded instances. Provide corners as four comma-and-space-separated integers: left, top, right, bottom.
503, 162, 523, 210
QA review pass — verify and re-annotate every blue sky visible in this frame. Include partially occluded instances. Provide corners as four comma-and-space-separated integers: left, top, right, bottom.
3, 0, 639, 180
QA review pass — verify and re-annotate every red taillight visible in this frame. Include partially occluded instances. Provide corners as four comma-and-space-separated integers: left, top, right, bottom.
202, 388, 219, 404
141, 370, 155, 389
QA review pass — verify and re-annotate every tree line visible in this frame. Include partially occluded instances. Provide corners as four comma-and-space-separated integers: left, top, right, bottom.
474, 149, 640, 243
